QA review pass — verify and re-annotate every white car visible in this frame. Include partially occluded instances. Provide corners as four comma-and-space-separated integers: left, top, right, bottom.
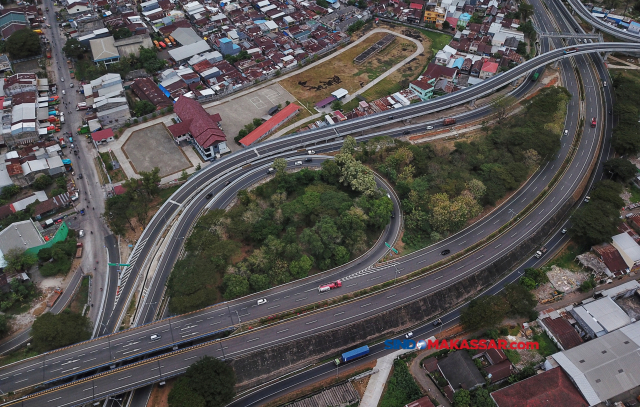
561, 228, 567, 234
294, 161, 303, 165
61, 78, 64, 82
307, 150, 315, 155
405, 332, 413, 339
426, 126, 434, 130
79, 230, 85, 237
563, 129, 568, 136
62, 90, 66, 95
70, 83, 74, 88
150, 334, 161, 341
257, 298, 267, 305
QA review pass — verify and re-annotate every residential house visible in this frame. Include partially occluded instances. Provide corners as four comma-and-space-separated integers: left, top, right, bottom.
537, 309, 584, 350
239, 103, 300, 147
131, 78, 172, 109
437, 351, 485, 393
409, 76, 434, 101
90, 37, 120, 66
479, 61, 498, 79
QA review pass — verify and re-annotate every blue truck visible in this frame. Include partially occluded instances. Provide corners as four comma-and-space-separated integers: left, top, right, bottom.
334, 345, 369, 366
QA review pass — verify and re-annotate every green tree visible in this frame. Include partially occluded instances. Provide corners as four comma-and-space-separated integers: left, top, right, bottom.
472, 388, 496, 407
0, 314, 9, 339
3, 248, 37, 273
289, 255, 313, 279
519, 3, 534, 20
453, 389, 471, 407
113, 27, 133, 40
31, 310, 91, 352
168, 356, 235, 407
368, 196, 393, 229
341, 135, 357, 155
222, 274, 250, 300
6, 29, 41, 59
138, 46, 167, 73
460, 296, 508, 331
490, 95, 516, 123
273, 158, 287, 175
590, 180, 625, 209
62, 37, 85, 58
502, 283, 538, 320
570, 201, 621, 245
33, 174, 53, 190
249, 273, 270, 292
603, 157, 637, 182
330, 100, 343, 111
133, 100, 156, 117
179, 170, 189, 181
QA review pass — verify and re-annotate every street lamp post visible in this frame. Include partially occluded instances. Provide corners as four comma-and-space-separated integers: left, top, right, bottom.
394, 264, 400, 284
235, 310, 241, 323
100, 323, 114, 360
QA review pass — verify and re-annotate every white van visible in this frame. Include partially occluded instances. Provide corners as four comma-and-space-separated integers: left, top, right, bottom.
318, 286, 331, 293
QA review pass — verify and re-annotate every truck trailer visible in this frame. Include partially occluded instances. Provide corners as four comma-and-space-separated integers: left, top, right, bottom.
334, 345, 369, 366
443, 118, 456, 125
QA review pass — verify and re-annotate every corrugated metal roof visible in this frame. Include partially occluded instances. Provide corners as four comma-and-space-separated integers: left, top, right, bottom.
168, 41, 211, 62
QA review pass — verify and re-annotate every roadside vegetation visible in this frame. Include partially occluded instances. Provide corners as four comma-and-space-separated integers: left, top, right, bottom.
460, 283, 538, 331
103, 168, 162, 235
31, 310, 91, 352
37, 231, 78, 277
168, 140, 392, 313
611, 70, 640, 156
168, 356, 235, 407
358, 87, 569, 250
379, 359, 422, 407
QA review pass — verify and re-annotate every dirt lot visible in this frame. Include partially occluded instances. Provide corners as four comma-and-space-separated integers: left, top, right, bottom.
280, 32, 416, 107
123, 124, 191, 177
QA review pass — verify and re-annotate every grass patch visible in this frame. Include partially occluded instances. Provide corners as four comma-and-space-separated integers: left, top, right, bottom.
419, 30, 452, 57
158, 185, 181, 205
629, 184, 640, 204
533, 332, 559, 357
360, 78, 404, 101
503, 348, 521, 364
547, 242, 588, 271
379, 359, 422, 407
0, 349, 39, 367
68, 276, 90, 314
5, 303, 30, 316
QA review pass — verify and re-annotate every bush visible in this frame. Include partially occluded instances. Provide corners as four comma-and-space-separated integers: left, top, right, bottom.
33, 175, 53, 190
378, 359, 422, 407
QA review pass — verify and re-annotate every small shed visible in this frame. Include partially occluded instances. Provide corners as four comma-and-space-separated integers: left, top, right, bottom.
331, 88, 348, 99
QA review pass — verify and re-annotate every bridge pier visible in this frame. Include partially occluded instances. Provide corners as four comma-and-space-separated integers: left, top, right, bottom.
469, 98, 476, 108
604, 52, 610, 61
553, 59, 560, 69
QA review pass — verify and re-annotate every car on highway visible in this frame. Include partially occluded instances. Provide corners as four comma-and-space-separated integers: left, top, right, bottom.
295, 161, 303, 165
584, 196, 591, 203
603, 81, 607, 87
405, 332, 413, 339
305, 157, 312, 162
79, 230, 85, 238
388, 116, 394, 120
561, 228, 568, 234
440, 249, 451, 255
61, 77, 64, 82
150, 334, 161, 341
62, 90, 66, 95
257, 298, 268, 305
609, 110, 612, 115
564, 129, 569, 136
205, 193, 213, 199
433, 319, 443, 327
403, 130, 410, 135
426, 126, 434, 130
267, 168, 275, 174
225, 181, 231, 186
307, 150, 315, 155
70, 83, 74, 88
78, 173, 83, 179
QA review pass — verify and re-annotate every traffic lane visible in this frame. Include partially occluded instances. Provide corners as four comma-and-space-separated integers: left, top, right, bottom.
0, 71, 584, 392
106, 41, 634, 332
139, 157, 401, 326
0, 45, 588, 392
0, 43, 604, 388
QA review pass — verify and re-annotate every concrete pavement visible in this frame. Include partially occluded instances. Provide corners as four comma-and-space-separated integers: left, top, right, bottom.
359, 348, 411, 407
410, 351, 451, 407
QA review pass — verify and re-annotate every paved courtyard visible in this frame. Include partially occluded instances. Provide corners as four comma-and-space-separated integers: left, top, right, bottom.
123, 123, 191, 177
206, 83, 297, 152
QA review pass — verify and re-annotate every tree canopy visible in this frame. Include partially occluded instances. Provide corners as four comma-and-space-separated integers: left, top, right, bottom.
63, 38, 85, 58
6, 29, 41, 59
460, 283, 537, 331
168, 356, 235, 407
603, 157, 637, 183
31, 310, 91, 352
612, 73, 640, 155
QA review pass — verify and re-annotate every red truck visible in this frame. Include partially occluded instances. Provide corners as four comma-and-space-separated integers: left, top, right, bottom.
47, 289, 62, 308
591, 117, 597, 128
75, 242, 83, 258
443, 118, 456, 126
318, 280, 342, 293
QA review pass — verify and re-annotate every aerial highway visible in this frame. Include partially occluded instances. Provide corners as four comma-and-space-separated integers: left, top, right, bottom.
561, 0, 640, 42
0, 31, 620, 405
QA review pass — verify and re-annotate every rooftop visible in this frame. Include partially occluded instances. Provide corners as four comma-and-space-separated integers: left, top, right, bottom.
90, 36, 119, 62
438, 350, 485, 391
0, 220, 44, 267
491, 367, 588, 407
239, 103, 300, 147
540, 315, 583, 350
169, 96, 226, 149
91, 128, 114, 142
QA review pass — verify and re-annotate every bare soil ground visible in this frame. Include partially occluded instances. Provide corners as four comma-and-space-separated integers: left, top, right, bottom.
146, 380, 174, 407
280, 32, 416, 107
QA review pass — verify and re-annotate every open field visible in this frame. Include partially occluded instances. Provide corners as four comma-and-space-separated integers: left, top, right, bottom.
124, 124, 190, 177
280, 32, 417, 107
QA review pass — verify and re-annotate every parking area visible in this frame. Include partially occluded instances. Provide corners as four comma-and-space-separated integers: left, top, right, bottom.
123, 123, 191, 177
206, 83, 297, 152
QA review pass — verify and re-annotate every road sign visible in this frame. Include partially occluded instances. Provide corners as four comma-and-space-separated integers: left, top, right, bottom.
108, 263, 131, 267
385, 242, 398, 254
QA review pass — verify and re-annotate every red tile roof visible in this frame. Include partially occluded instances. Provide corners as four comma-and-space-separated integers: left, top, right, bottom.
491, 367, 588, 407
91, 128, 114, 142
239, 103, 300, 147
113, 185, 127, 195
422, 357, 438, 373
131, 78, 172, 109
485, 361, 512, 383
406, 395, 435, 407
34, 193, 71, 217
540, 317, 583, 350
593, 243, 628, 275
171, 96, 226, 149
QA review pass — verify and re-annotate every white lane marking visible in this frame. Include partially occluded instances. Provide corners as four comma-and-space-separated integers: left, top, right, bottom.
334, 312, 345, 316
247, 337, 259, 343
360, 303, 371, 308
118, 375, 132, 381
277, 329, 289, 334
295, 297, 307, 302
305, 320, 317, 325
184, 356, 198, 361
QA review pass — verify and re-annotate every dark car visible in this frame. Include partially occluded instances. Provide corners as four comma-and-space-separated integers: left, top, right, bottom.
225, 181, 231, 186
433, 319, 443, 327
78, 173, 83, 179
391, 212, 395, 218
205, 193, 213, 199
305, 157, 312, 162
388, 116, 395, 120
609, 110, 612, 115
403, 130, 410, 135
440, 249, 451, 255
80, 209, 85, 215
